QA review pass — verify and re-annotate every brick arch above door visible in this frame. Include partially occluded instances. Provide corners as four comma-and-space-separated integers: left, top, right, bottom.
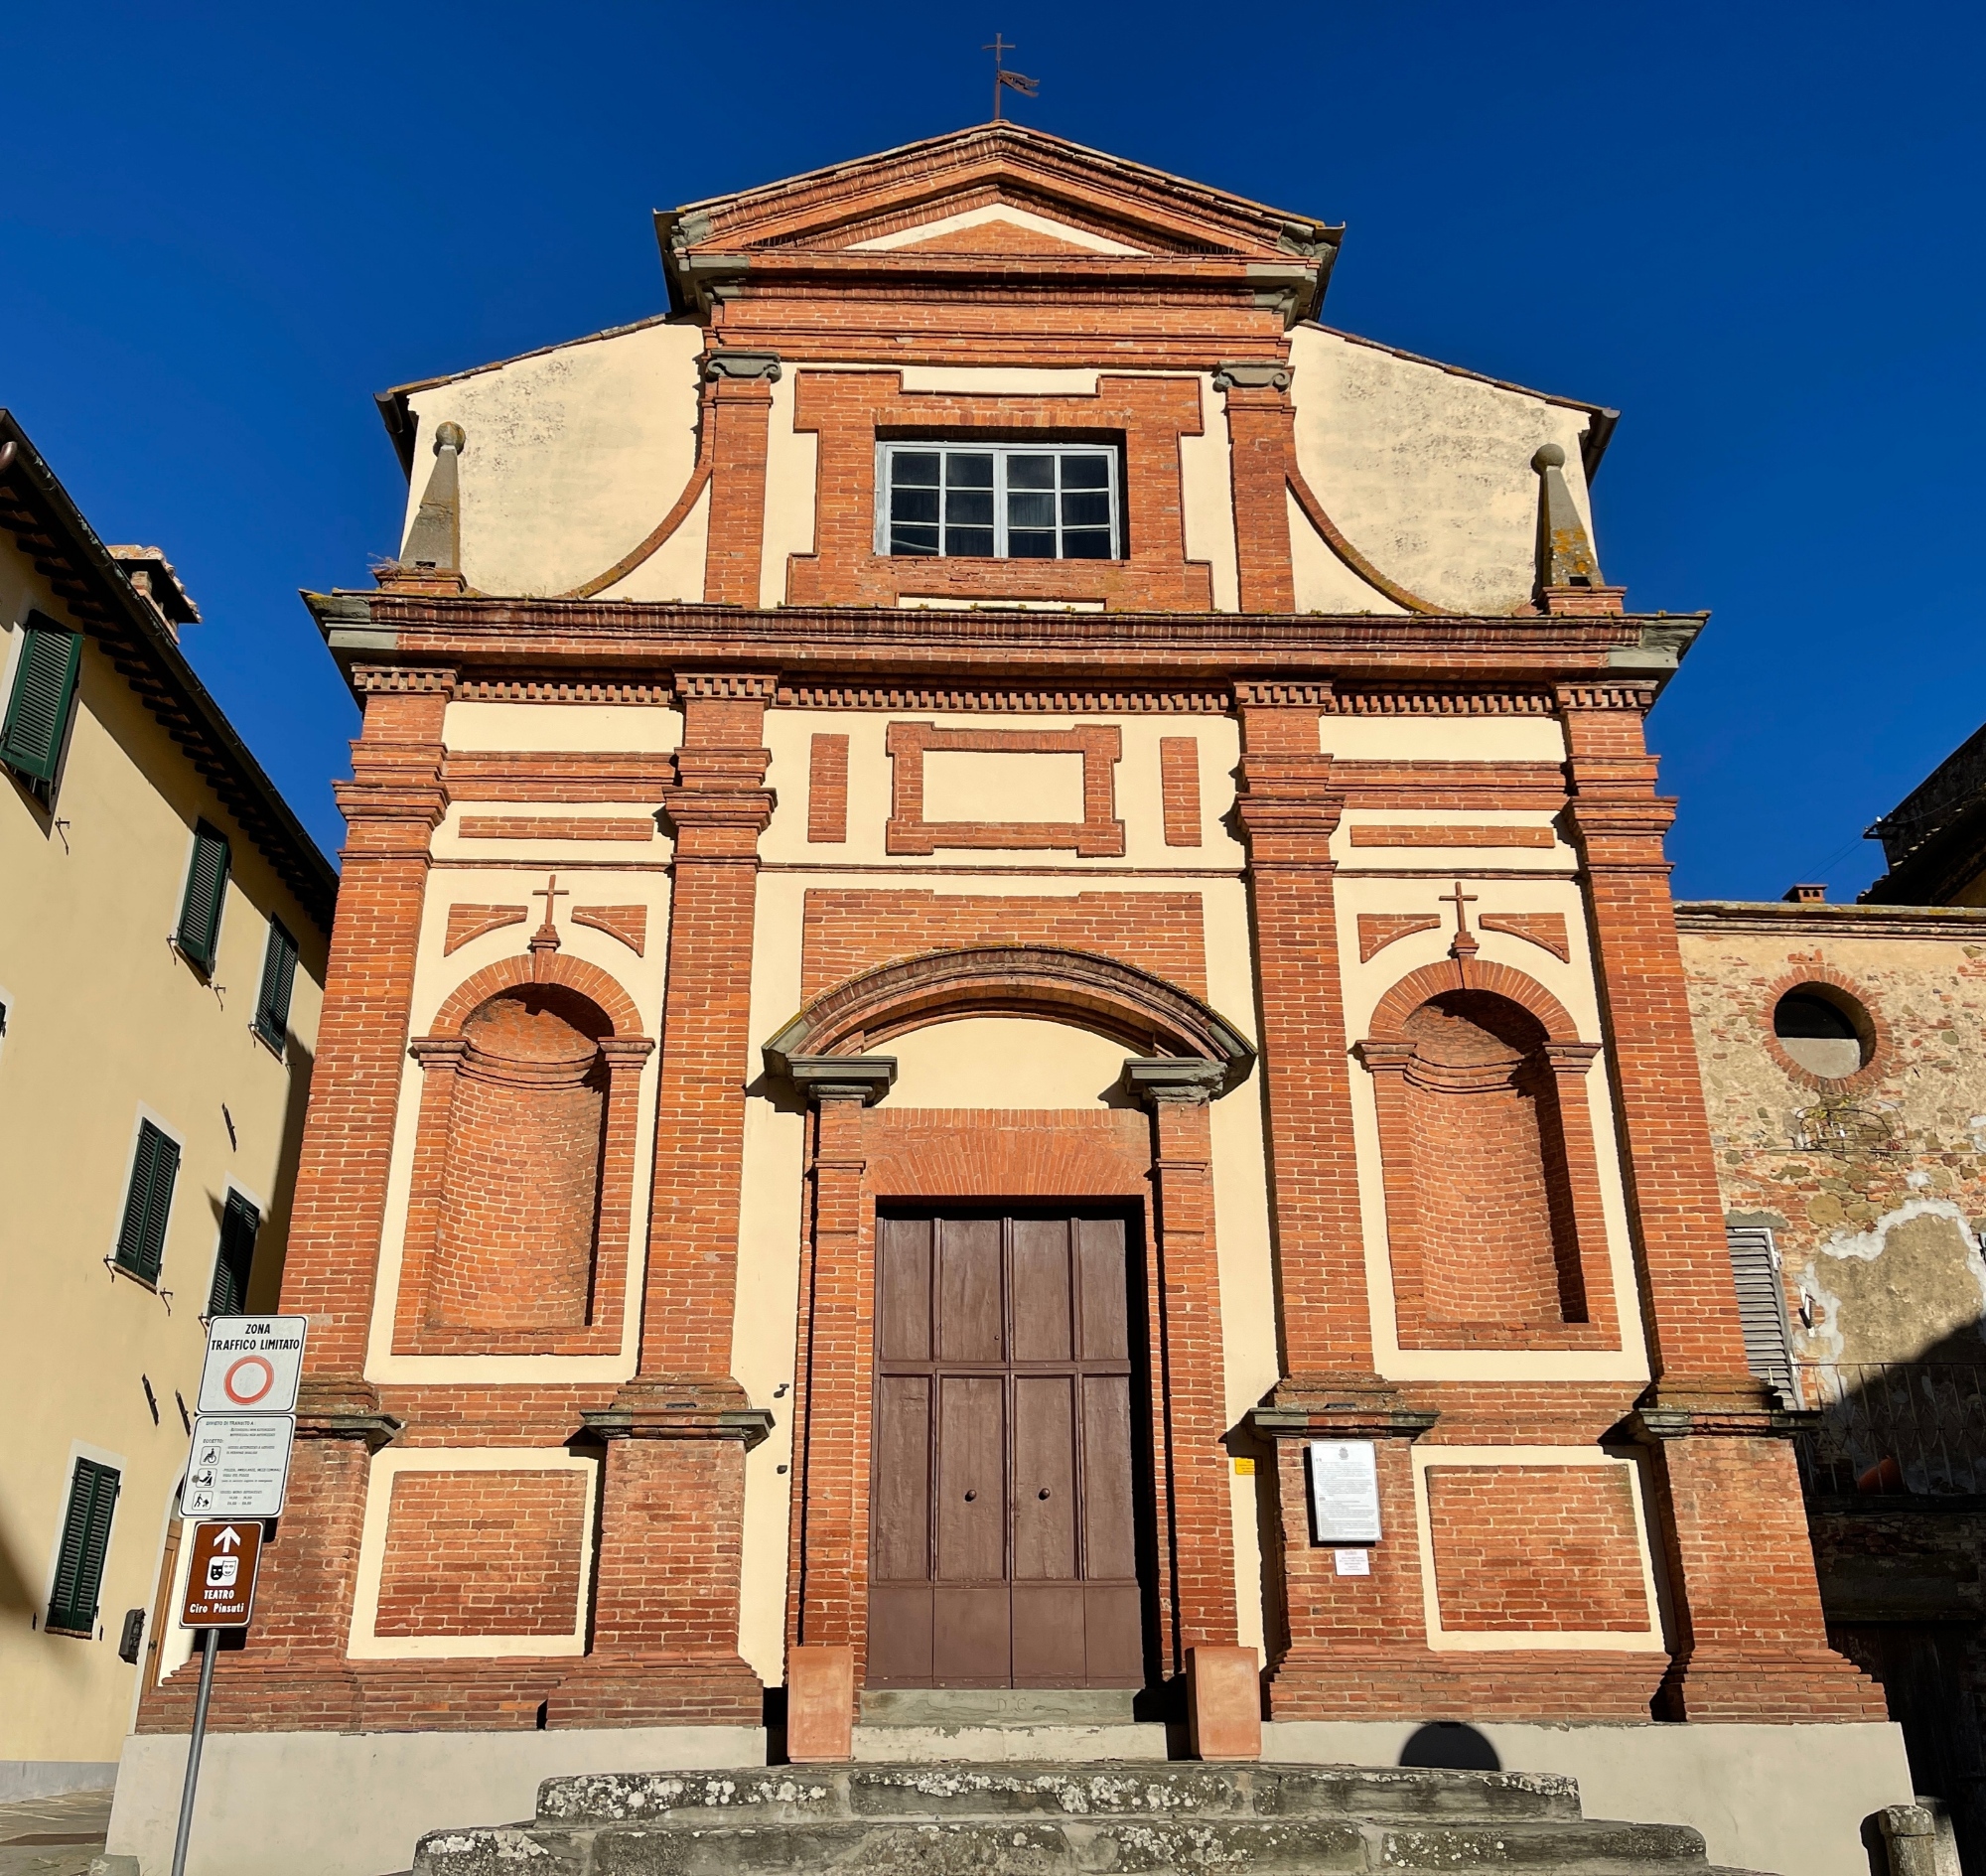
761, 943, 1255, 1093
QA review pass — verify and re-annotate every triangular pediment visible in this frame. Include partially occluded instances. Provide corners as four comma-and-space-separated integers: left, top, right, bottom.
656, 122, 1340, 277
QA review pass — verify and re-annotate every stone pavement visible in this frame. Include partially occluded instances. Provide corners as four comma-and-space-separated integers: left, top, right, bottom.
0, 1791, 110, 1876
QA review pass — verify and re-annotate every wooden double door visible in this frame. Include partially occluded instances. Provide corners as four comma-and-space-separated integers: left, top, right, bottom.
866, 1212, 1149, 1688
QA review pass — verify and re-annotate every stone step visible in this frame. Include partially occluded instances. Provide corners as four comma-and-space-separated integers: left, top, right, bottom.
532, 1761, 1584, 1828
414, 1814, 1736, 1875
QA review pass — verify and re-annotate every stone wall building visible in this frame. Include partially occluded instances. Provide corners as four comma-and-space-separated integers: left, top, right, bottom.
0, 413, 335, 1801
110, 126, 1917, 1876
1678, 883, 1986, 1863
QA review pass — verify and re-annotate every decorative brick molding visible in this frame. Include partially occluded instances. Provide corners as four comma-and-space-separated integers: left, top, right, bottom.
1480, 912, 1571, 961
570, 905, 648, 956
351, 664, 459, 695
443, 904, 527, 955
1758, 954, 1891, 1093
799, 889, 1209, 1001
456, 814, 657, 843
1357, 913, 1441, 962
884, 720, 1125, 856
785, 371, 1214, 612
777, 684, 1225, 714
807, 733, 850, 842
455, 677, 675, 704
1325, 688, 1557, 716
764, 943, 1254, 1088
1348, 823, 1557, 849
1358, 958, 1619, 1352
443, 751, 675, 803
394, 958, 652, 1358
1159, 737, 1202, 846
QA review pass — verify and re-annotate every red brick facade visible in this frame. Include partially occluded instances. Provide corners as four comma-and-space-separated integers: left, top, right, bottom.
140, 123, 1884, 1752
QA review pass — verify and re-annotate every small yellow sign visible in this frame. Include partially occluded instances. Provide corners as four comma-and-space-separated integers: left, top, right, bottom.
1231, 1457, 1256, 1476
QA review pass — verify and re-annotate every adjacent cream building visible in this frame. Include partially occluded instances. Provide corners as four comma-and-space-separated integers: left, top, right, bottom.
0, 411, 336, 1800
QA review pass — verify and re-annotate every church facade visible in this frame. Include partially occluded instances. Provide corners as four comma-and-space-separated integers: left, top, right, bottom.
121, 126, 1914, 1874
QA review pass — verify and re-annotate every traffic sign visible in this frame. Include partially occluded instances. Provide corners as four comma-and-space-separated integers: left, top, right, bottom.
180, 1414, 294, 1520
196, 1317, 307, 1415
179, 1521, 264, 1629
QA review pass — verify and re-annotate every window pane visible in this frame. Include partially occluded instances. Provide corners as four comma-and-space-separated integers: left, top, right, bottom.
1061, 455, 1109, 490
1008, 530, 1058, 559
892, 452, 941, 487
1008, 491, 1055, 529
1008, 454, 1056, 490
1063, 530, 1113, 560
1062, 491, 1111, 528
944, 527, 995, 557
891, 487, 939, 525
944, 453, 994, 488
891, 525, 940, 556
946, 489, 994, 527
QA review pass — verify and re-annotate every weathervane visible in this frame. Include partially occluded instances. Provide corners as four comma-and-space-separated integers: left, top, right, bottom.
984, 34, 1039, 120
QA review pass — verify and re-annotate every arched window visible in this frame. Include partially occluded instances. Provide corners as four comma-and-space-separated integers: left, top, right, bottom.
1773, 987, 1869, 1080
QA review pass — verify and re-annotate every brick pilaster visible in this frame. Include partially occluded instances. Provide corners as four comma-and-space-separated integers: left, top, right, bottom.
1216, 366, 1298, 615
1559, 685, 1884, 1722
700, 354, 780, 606
1141, 1076, 1240, 1665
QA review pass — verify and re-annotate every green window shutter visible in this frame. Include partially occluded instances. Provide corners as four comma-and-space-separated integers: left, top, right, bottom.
209, 1190, 260, 1317
47, 1459, 119, 1637
176, 822, 230, 972
115, 1120, 180, 1283
253, 918, 298, 1050
1, 614, 83, 785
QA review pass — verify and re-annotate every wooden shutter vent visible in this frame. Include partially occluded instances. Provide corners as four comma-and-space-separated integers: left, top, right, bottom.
116, 1121, 181, 1284
1726, 1225, 1796, 1406
47, 1459, 119, 1637
209, 1191, 261, 1316
176, 822, 231, 972
1, 614, 83, 786
254, 919, 299, 1050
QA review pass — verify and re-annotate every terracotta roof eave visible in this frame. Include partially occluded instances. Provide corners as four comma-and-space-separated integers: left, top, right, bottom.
0, 412, 340, 931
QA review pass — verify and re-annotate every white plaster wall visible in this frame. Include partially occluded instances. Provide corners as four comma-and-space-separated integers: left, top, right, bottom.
1288, 324, 1598, 616
400, 321, 705, 598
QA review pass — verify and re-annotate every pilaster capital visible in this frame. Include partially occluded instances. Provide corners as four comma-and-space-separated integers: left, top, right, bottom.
1249, 1377, 1439, 1442
295, 1376, 403, 1448
1350, 1039, 1416, 1077
700, 351, 782, 384
1541, 1040, 1604, 1075
598, 1036, 658, 1071
781, 1054, 898, 1106
1122, 1057, 1226, 1107
1212, 361, 1294, 394
408, 1037, 469, 1071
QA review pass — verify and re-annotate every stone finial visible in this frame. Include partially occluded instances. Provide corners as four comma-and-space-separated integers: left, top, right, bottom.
392, 420, 467, 588
1530, 441, 1611, 610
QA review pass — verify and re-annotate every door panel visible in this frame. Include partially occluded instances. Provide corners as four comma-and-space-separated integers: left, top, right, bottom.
1013, 1375, 1077, 1580
1012, 1219, 1073, 1362
873, 1375, 930, 1582
878, 1218, 933, 1364
933, 1585, 1011, 1685
936, 1375, 1006, 1582
1081, 1373, 1138, 1579
869, 1212, 1148, 1690
937, 1219, 1003, 1362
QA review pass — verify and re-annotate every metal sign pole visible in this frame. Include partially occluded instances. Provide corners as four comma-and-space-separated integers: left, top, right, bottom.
168, 1629, 217, 1876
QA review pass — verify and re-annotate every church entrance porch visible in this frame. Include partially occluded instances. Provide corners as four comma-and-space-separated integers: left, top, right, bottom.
866, 1212, 1151, 1691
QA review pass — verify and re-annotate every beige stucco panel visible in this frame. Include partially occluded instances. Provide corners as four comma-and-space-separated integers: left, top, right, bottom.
759, 370, 818, 608
1288, 324, 1597, 616
602, 478, 709, 604
1178, 374, 1239, 613
400, 321, 704, 598
759, 710, 1244, 871
1287, 487, 1407, 615
442, 701, 684, 753
359, 865, 671, 1385
1318, 713, 1568, 764
0, 546, 327, 1770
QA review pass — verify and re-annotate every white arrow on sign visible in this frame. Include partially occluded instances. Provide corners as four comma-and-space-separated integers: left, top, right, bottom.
213, 1526, 243, 1552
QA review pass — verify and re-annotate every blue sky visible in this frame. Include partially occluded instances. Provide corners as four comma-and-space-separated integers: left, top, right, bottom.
4, 1, 1981, 899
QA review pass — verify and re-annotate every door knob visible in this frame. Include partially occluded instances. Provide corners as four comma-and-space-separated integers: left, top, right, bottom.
964, 1489, 977, 1502
1038, 1488, 1052, 1500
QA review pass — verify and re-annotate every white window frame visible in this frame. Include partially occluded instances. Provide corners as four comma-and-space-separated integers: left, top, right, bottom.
874, 440, 1121, 560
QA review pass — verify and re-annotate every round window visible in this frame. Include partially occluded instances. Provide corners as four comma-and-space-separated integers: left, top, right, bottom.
1772, 988, 1870, 1079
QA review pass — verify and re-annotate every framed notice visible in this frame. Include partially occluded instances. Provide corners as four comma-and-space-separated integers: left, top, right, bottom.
1308, 1439, 1382, 1543
181, 1414, 294, 1520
